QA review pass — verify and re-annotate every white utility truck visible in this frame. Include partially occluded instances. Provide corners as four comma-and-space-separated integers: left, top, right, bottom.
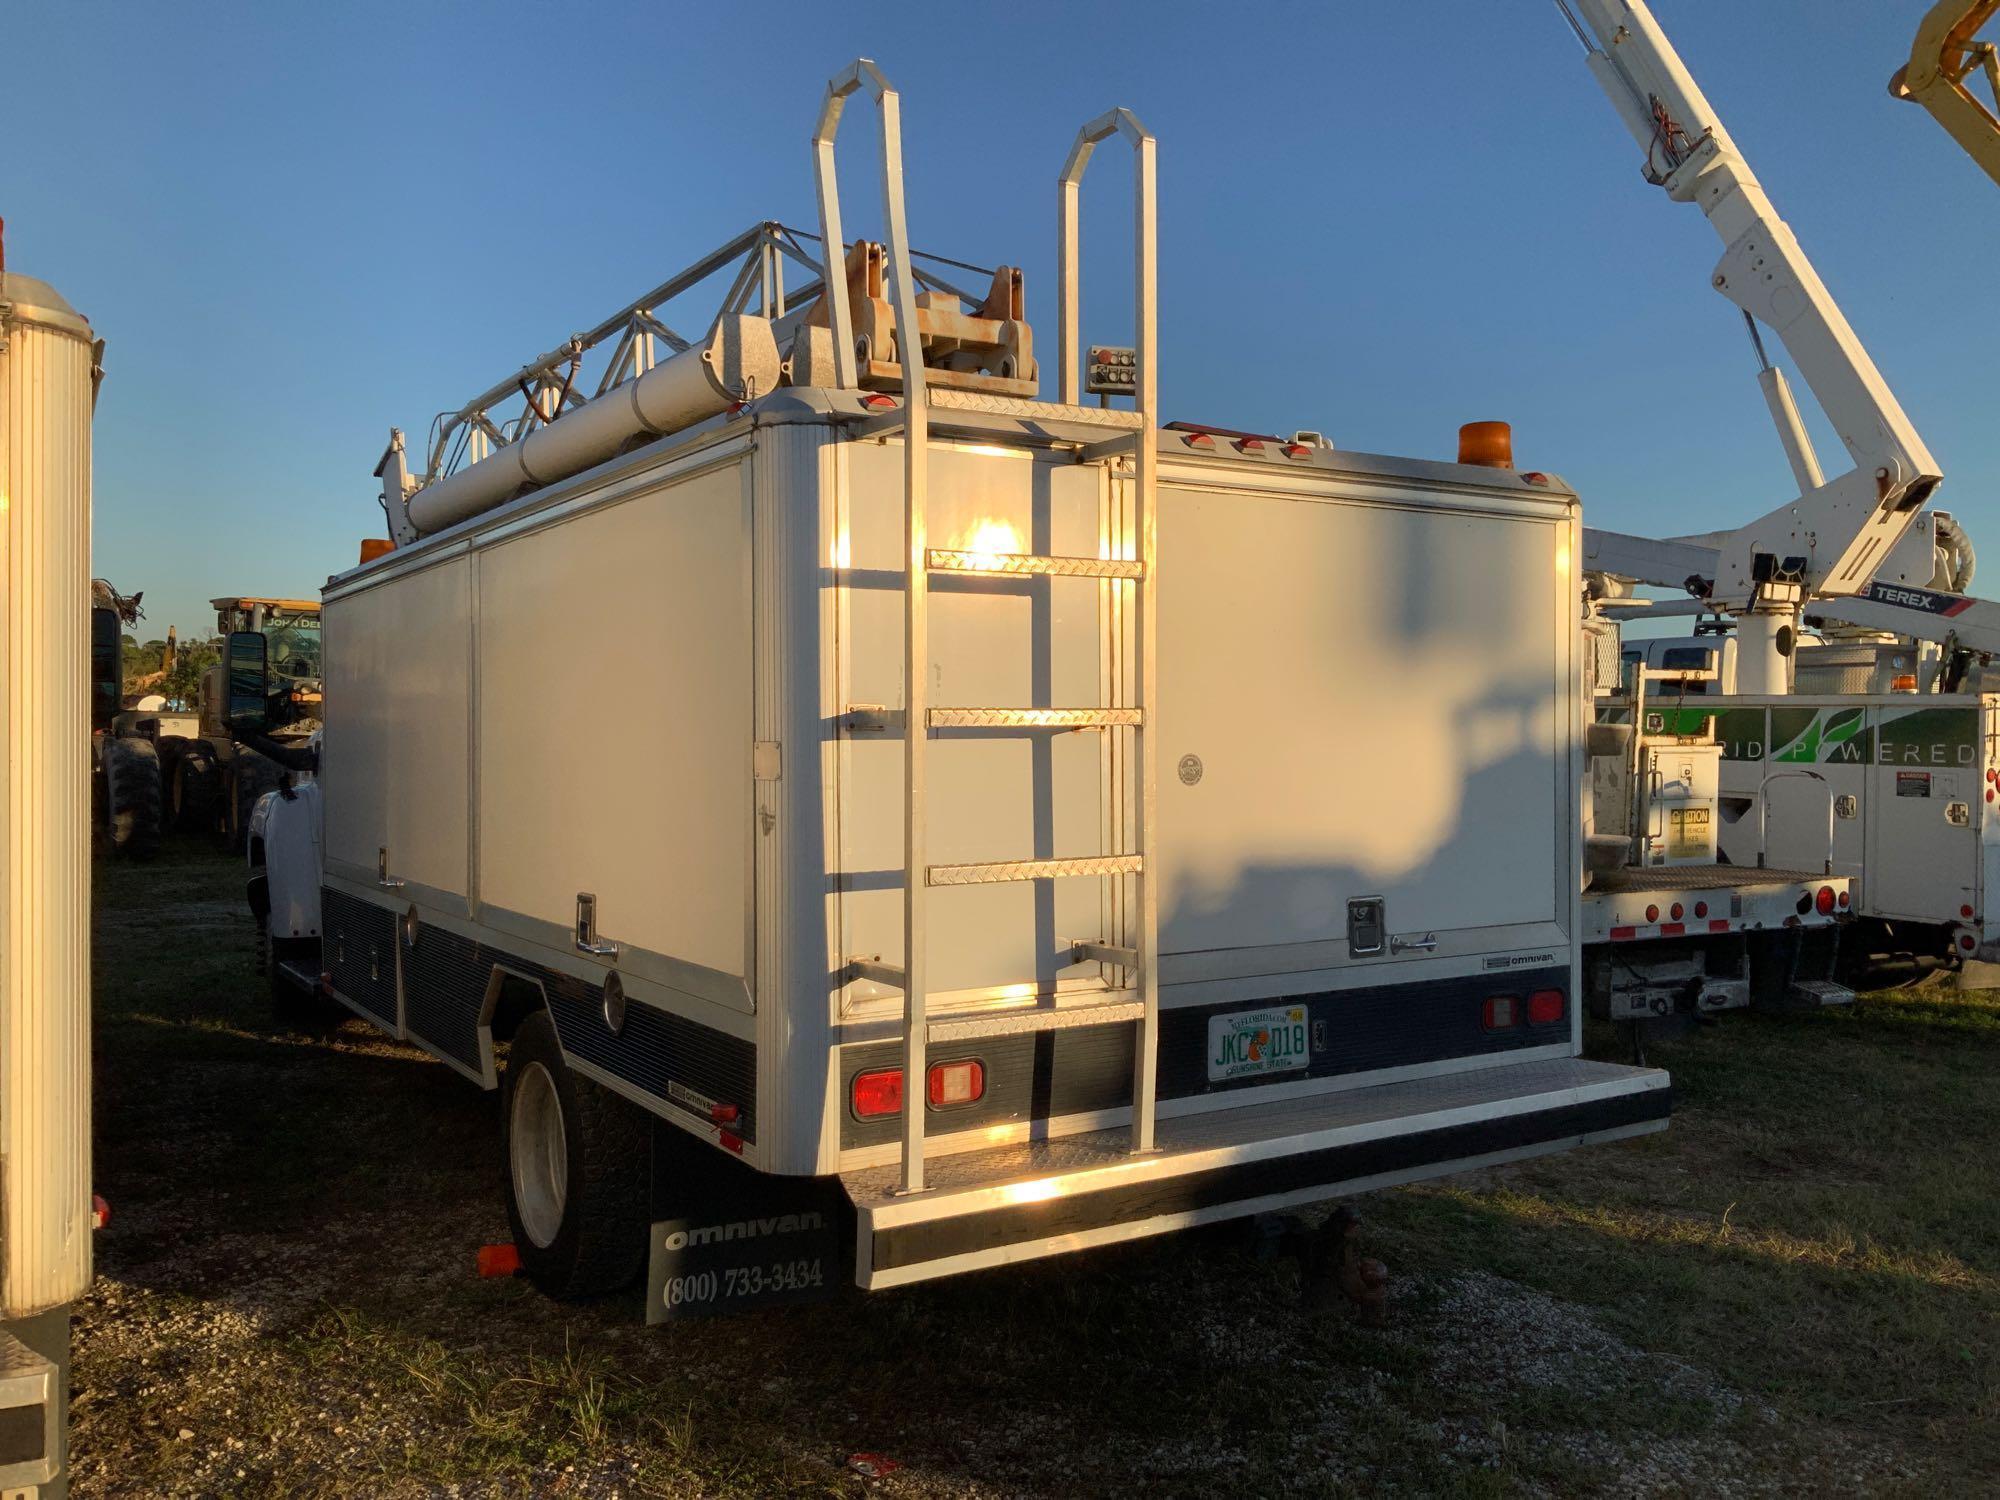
1579, 622, 1851, 1026
1559, 2, 1993, 979
247, 66, 1668, 1316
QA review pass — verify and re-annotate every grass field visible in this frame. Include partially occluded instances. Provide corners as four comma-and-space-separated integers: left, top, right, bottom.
73, 839, 2000, 1496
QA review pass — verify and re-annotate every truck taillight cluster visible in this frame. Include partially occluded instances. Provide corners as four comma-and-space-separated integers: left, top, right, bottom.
851, 1059, 987, 1119
1484, 989, 1565, 1031
1815, 885, 1837, 916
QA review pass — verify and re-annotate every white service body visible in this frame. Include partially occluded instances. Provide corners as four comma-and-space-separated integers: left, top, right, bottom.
277, 389, 1668, 1287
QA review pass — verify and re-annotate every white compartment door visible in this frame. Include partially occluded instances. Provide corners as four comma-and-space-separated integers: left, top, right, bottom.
1156, 484, 1565, 955
1865, 705, 1979, 922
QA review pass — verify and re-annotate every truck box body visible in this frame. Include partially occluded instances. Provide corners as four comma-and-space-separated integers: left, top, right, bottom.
309, 389, 1666, 1289
1697, 693, 1998, 957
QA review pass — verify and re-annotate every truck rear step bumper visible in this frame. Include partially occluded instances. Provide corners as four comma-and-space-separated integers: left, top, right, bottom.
839, 1057, 1668, 1289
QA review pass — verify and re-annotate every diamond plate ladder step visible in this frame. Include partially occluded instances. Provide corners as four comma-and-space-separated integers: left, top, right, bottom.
818, 74, 1159, 1197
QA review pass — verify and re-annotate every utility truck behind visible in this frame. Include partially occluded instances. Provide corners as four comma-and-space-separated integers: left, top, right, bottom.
245, 65, 1667, 1316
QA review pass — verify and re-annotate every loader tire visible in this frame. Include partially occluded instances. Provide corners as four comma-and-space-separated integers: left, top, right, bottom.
502, 1010, 650, 1300
171, 742, 222, 836
228, 748, 283, 853
100, 736, 162, 860
155, 733, 189, 784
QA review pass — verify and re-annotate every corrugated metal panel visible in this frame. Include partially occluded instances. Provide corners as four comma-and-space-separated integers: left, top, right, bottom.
0, 287, 97, 1314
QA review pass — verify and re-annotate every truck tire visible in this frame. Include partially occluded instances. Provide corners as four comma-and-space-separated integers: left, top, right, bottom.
100, 736, 162, 860
171, 742, 222, 835
228, 748, 283, 853
502, 1010, 649, 1300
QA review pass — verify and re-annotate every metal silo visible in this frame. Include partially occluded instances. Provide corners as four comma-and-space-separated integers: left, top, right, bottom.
0, 223, 101, 1496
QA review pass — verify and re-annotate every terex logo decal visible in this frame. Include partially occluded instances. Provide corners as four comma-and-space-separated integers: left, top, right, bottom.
1865, 581, 1974, 617
662, 1212, 826, 1251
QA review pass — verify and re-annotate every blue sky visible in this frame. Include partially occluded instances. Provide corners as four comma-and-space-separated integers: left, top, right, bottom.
4, 1, 1994, 639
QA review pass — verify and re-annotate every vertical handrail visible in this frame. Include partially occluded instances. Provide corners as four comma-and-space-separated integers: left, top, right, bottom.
815, 59, 934, 1194
1059, 108, 1159, 1153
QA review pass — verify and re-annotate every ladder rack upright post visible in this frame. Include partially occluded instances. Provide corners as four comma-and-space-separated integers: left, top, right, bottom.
814, 59, 935, 1194
1059, 109, 1160, 1153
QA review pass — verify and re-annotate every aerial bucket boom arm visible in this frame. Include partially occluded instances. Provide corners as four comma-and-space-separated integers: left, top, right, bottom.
1563, 1, 1942, 611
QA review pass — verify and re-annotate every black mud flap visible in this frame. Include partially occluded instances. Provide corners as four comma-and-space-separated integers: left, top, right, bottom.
644, 1126, 852, 1323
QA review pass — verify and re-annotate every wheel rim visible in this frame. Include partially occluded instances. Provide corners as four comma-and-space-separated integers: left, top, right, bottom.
510, 1061, 568, 1249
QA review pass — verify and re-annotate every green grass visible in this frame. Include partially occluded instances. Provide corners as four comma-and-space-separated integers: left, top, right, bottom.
72, 839, 2000, 1496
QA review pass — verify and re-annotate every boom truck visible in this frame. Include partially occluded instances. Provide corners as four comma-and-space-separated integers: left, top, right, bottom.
244, 64, 1672, 1315
1560, 1, 2000, 977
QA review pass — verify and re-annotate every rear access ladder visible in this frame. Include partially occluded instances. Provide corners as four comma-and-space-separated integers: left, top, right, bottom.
815, 62, 1161, 1193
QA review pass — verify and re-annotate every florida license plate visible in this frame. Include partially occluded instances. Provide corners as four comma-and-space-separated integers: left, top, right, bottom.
1207, 1004, 1310, 1082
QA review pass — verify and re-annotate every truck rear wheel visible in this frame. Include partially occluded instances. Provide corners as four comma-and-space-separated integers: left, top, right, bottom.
172, 742, 221, 835
100, 736, 162, 860
502, 1010, 649, 1300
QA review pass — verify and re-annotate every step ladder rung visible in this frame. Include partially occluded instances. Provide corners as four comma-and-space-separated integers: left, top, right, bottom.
927, 548, 1145, 580
926, 387, 1147, 429
928, 999, 1146, 1043
928, 853, 1142, 886
927, 706, 1142, 730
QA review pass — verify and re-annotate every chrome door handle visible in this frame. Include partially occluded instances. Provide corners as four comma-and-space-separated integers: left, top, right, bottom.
1391, 933, 1438, 953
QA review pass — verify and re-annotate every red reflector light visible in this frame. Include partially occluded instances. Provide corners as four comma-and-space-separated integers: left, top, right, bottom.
1669, 902, 1684, 920
928, 1059, 986, 1109
709, 1102, 740, 1125
1961, 932, 1978, 952
1182, 431, 1214, 449
1282, 443, 1312, 459
1962, 904, 1975, 919
1483, 995, 1520, 1030
1693, 901, 1708, 918
851, 1068, 903, 1119
1838, 891, 1849, 909
1527, 989, 1565, 1025
1816, 886, 1836, 916
861, 393, 898, 409
1645, 904, 1659, 923
1233, 437, 1265, 453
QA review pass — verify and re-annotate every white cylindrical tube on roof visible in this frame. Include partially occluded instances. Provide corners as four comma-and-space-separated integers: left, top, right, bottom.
407, 314, 780, 537
0, 265, 97, 1316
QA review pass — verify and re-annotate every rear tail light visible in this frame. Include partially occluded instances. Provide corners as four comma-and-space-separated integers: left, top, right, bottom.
928, 1059, 985, 1109
851, 1068, 903, 1119
1644, 904, 1660, 922
1815, 885, 1836, 916
1527, 989, 1565, 1025
1838, 891, 1850, 909
1693, 901, 1709, 918
1961, 904, 1975, 919
1483, 995, 1520, 1030
1669, 902, 1684, 921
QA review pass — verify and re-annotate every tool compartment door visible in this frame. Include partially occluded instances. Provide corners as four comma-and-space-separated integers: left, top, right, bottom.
1864, 703, 1978, 922
1154, 469, 1572, 963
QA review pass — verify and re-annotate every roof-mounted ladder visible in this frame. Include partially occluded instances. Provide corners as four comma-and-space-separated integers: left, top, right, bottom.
816, 66, 1159, 1194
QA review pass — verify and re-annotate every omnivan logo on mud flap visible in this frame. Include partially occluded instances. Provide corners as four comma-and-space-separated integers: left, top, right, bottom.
662, 1212, 826, 1251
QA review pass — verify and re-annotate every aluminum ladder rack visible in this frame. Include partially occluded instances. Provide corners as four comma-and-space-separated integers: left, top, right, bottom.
816, 63, 1160, 1194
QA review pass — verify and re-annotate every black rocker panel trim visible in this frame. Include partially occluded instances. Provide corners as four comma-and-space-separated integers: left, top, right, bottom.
402, 923, 486, 1073
323, 892, 758, 1142
839, 965, 1571, 1149
321, 887, 398, 1028
871, 1087, 1669, 1272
